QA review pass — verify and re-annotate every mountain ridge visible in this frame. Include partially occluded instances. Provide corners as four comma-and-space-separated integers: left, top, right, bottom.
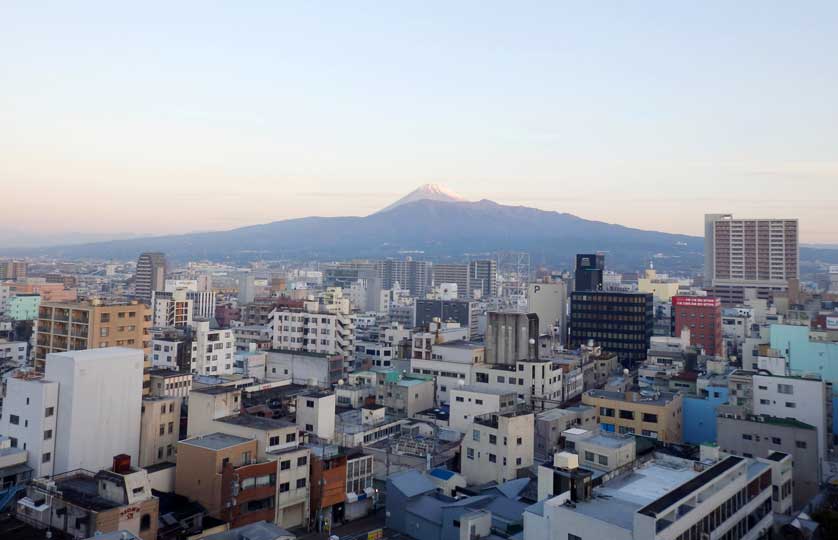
3, 196, 836, 270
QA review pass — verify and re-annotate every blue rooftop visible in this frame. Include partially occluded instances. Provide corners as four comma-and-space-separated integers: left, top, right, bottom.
429, 468, 456, 481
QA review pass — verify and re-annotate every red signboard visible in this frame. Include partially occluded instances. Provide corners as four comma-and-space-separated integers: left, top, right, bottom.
672, 296, 720, 308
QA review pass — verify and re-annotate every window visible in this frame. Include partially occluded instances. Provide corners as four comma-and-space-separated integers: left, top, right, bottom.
517, 437, 522, 445
600, 407, 614, 417
777, 384, 793, 395
584, 451, 595, 462
279, 482, 290, 493
9, 415, 19, 425
569, 535, 582, 540
796, 441, 807, 449
281, 460, 291, 470
286, 433, 296, 443
771, 437, 781, 444
785, 402, 796, 408
270, 436, 280, 446
467, 448, 474, 460
619, 410, 634, 420
159, 424, 165, 435
488, 453, 496, 463
297, 455, 308, 467
168, 422, 174, 434
642, 413, 658, 423
455, 396, 464, 402
44, 430, 52, 440
516, 457, 522, 465
296, 478, 307, 488
140, 514, 151, 532
42, 452, 51, 463
598, 455, 608, 466
45, 407, 54, 417
742, 434, 753, 440
305, 424, 313, 431
475, 399, 483, 405
759, 399, 770, 405
100, 313, 110, 323
473, 430, 480, 442
476, 372, 489, 383
100, 327, 109, 337
489, 434, 497, 445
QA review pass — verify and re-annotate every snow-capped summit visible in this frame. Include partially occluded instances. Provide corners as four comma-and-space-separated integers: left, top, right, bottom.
376, 183, 466, 214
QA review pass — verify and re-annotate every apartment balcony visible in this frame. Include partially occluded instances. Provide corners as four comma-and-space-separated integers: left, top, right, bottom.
52, 324, 68, 337
53, 310, 69, 322
70, 325, 88, 338
71, 311, 89, 324
36, 334, 51, 347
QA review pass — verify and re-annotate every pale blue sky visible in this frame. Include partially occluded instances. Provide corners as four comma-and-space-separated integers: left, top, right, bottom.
1, 1, 836, 243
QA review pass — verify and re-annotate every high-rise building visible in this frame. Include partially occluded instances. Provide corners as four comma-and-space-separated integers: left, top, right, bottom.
567, 291, 653, 365
526, 281, 568, 337
431, 263, 470, 299
671, 296, 723, 357
135, 252, 166, 305
704, 214, 799, 304
380, 259, 430, 298
469, 259, 498, 298
35, 300, 152, 392
574, 253, 604, 292
414, 298, 480, 338
151, 288, 193, 328
0, 348, 144, 477
0, 260, 27, 281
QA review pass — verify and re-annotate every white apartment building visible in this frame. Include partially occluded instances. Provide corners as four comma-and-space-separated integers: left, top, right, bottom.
187, 385, 241, 438
190, 320, 235, 375
449, 386, 517, 433
139, 395, 181, 467
0, 339, 28, 365
409, 339, 484, 404
0, 374, 59, 477
265, 350, 342, 387
460, 410, 534, 486
471, 359, 564, 404
0, 348, 144, 477
164, 279, 216, 319
152, 288, 193, 328
269, 307, 355, 357
526, 447, 779, 540
296, 391, 336, 441
752, 372, 828, 469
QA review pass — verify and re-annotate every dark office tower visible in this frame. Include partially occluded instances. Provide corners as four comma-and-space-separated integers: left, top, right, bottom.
380, 259, 430, 298
567, 291, 653, 366
485, 311, 539, 365
415, 298, 480, 339
468, 259, 498, 298
135, 252, 166, 305
574, 254, 604, 292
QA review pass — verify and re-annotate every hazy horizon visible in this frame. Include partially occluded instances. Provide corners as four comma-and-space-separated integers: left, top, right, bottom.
2, 2, 836, 244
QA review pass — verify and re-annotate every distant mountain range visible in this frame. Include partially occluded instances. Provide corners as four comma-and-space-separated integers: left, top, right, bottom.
4, 185, 837, 271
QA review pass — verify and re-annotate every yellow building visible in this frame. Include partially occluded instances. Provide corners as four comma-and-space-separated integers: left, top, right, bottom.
581, 388, 683, 443
637, 268, 681, 302
36, 300, 152, 393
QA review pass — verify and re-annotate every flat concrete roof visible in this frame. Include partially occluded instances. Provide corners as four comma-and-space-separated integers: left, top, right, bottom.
216, 414, 295, 430
181, 432, 252, 451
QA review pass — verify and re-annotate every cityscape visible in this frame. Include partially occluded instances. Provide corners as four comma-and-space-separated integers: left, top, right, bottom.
2, 3, 838, 540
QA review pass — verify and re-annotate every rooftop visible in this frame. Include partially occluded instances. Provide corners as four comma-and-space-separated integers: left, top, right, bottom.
181, 432, 252, 451
453, 385, 516, 396
436, 340, 484, 350
585, 389, 679, 407
216, 414, 295, 430
148, 368, 190, 378
582, 433, 635, 450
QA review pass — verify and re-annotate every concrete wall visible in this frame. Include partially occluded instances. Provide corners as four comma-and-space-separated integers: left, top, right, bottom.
682, 385, 729, 445
0, 377, 59, 477
46, 347, 143, 474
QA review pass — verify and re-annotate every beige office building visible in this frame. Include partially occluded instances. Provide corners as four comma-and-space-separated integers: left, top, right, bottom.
35, 300, 152, 393
582, 389, 683, 443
